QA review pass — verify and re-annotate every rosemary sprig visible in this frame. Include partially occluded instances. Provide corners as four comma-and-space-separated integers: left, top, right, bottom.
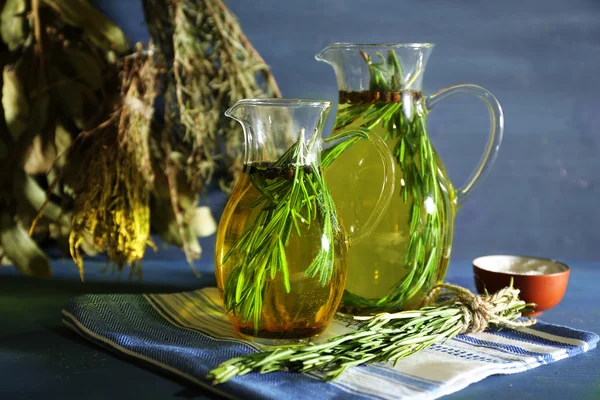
208, 283, 536, 383
222, 136, 339, 333
325, 50, 449, 312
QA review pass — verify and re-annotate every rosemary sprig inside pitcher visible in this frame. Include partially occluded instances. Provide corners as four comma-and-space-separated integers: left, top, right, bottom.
208, 283, 536, 383
322, 50, 447, 313
222, 135, 339, 332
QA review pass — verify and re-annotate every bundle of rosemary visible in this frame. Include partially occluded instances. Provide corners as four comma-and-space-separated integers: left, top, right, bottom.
208, 283, 536, 383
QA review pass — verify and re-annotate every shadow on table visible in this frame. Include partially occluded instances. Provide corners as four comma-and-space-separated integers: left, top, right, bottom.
0, 273, 214, 297
0, 230, 220, 297
47, 325, 229, 400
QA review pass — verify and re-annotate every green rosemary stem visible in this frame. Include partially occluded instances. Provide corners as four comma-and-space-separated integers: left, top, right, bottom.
322, 49, 449, 313
328, 101, 445, 313
221, 137, 339, 332
207, 283, 536, 384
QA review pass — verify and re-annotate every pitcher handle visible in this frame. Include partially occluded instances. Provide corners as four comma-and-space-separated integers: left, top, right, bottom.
323, 128, 395, 245
425, 84, 504, 208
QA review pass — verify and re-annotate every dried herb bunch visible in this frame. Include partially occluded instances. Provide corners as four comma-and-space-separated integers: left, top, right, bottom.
1, 0, 281, 278
0, 0, 128, 277
66, 49, 158, 280
141, 0, 281, 266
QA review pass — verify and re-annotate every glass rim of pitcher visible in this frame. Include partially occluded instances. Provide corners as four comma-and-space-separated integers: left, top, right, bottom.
320, 42, 435, 48
226, 98, 332, 113
316, 42, 435, 58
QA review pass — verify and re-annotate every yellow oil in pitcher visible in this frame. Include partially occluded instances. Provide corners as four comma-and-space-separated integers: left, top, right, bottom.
325, 97, 457, 314
316, 43, 504, 315
215, 164, 348, 340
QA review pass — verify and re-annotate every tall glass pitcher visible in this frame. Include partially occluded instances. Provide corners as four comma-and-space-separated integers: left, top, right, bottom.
316, 43, 504, 314
215, 98, 394, 342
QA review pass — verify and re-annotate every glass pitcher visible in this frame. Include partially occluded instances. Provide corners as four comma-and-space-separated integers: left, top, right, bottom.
214, 98, 395, 342
316, 43, 504, 314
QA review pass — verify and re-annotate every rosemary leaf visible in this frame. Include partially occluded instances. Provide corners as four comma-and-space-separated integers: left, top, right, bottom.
324, 50, 454, 313
221, 137, 339, 330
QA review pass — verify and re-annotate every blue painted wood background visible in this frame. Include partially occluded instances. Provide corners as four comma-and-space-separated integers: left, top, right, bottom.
94, 0, 600, 264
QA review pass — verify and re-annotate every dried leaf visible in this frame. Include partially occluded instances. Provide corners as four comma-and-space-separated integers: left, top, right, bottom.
23, 134, 56, 174
63, 47, 103, 90
47, 65, 86, 129
42, 0, 129, 54
2, 64, 29, 140
0, 0, 28, 51
193, 206, 217, 237
0, 210, 51, 278
27, 73, 50, 138
52, 121, 72, 167
12, 168, 70, 227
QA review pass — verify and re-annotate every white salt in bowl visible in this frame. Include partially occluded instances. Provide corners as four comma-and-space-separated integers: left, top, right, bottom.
472, 255, 570, 316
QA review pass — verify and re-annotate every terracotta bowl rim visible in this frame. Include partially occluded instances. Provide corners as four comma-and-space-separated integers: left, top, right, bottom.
472, 254, 570, 278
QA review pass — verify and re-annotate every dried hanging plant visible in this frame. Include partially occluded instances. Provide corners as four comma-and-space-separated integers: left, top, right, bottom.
1, 0, 281, 278
141, 0, 281, 267
171, 0, 282, 190
65, 49, 157, 280
0, 0, 128, 277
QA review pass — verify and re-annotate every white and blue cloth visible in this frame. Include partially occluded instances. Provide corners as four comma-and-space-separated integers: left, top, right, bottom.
61, 287, 598, 400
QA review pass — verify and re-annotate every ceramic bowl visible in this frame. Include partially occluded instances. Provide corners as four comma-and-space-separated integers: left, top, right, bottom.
472, 255, 570, 316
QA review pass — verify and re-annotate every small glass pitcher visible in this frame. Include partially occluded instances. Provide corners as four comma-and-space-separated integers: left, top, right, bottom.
316, 43, 504, 314
214, 99, 395, 343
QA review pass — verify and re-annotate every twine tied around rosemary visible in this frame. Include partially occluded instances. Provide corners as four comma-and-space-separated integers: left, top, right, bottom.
418, 283, 537, 334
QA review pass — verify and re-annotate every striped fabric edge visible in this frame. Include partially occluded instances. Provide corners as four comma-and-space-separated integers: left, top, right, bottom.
144, 291, 436, 400
60, 310, 237, 400
61, 294, 377, 400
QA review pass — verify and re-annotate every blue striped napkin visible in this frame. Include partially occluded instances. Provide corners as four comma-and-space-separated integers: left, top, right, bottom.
61, 287, 598, 400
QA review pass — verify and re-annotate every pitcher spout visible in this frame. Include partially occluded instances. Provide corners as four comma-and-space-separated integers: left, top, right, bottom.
225, 98, 332, 165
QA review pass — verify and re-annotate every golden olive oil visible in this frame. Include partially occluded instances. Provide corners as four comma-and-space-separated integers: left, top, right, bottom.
325, 101, 457, 312
215, 165, 348, 341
